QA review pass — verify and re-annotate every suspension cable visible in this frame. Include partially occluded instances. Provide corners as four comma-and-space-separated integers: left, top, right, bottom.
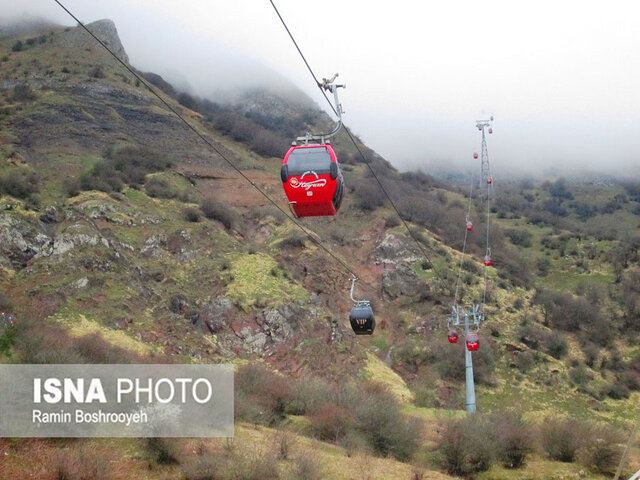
52, 0, 377, 295
482, 178, 492, 308
268, 0, 450, 289
453, 171, 475, 305
479, 124, 493, 310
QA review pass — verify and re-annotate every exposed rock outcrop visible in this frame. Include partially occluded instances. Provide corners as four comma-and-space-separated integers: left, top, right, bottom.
196, 296, 235, 334
0, 212, 49, 269
59, 19, 129, 63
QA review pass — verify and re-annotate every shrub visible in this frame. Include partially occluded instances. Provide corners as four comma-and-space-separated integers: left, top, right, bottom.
63, 178, 81, 197
605, 381, 630, 400
72, 333, 141, 364
200, 197, 239, 231
515, 350, 535, 373
580, 425, 623, 474
437, 417, 493, 475
89, 65, 105, 78
11, 83, 37, 101
235, 364, 293, 426
384, 215, 400, 228
290, 455, 324, 480
11, 40, 23, 52
274, 430, 297, 460
53, 447, 112, 480
177, 92, 199, 110
351, 384, 419, 461
147, 437, 181, 465
505, 228, 532, 247
145, 177, 176, 199
76, 145, 171, 194
182, 206, 201, 222
546, 333, 568, 359
181, 456, 224, 480
310, 405, 354, 442
462, 258, 480, 274
298, 378, 418, 461
353, 178, 385, 211
0, 168, 40, 199
276, 230, 306, 250
541, 417, 586, 462
0, 291, 12, 311
490, 412, 532, 468
569, 364, 591, 386
235, 452, 280, 480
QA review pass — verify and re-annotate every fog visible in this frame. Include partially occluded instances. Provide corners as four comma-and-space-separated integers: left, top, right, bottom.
3, 0, 640, 177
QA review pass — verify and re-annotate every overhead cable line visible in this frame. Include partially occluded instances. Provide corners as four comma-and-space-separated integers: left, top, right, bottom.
52, 0, 377, 294
453, 171, 475, 305
268, 0, 450, 289
476, 118, 494, 310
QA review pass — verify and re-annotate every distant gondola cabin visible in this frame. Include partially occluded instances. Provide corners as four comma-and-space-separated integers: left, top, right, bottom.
447, 330, 459, 343
466, 333, 479, 351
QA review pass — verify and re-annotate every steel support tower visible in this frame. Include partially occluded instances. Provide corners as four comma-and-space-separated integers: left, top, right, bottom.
449, 305, 484, 414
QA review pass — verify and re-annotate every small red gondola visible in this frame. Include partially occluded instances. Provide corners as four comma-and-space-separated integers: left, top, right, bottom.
473, 152, 478, 159
466, 219, 473, 232
484, 255, 492, 266
487, 177, 493, 185
281, 144, 344, 217
466, 333, 479, 351
447, 330, 459, 343
488, 128, 493, 134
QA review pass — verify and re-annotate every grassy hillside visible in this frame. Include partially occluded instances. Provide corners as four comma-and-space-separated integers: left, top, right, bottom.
0, 19, 638, 479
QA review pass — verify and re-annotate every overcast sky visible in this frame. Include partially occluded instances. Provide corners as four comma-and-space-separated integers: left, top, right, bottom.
4, 0, 640, 177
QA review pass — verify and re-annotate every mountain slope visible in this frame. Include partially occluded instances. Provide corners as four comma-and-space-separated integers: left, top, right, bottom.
0, 19, 638, 478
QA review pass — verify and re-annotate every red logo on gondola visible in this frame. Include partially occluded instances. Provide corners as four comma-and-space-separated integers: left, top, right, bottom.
290, 171, 327, 190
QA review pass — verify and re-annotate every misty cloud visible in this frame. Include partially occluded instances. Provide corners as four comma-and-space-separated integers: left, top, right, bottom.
4, 0, 640, 177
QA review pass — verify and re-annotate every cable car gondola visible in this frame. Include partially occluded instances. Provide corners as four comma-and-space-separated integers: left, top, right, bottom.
466, 333, 479, 351
447, 329, 459, 343
473, 152, 478, 159
466, 218, 473, 232
349, 277, 375, 335
281, 74, 346, 218
281, 144, 344, 217
484, 254, 492, 266
350, 303, 375, 335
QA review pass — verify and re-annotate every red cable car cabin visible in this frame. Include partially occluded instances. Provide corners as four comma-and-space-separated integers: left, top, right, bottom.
466, 220, 473, 231
466, 333, 479, 351
281, 144, 344, 218
447, 330, 459, 343
484, 255, 492, 266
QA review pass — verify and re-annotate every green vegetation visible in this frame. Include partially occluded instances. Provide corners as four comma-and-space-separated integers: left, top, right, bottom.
224, 253, 308, 310
66, 144, 172, 194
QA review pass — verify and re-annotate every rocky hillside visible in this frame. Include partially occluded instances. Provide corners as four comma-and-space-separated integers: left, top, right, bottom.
0, 19, 638, 479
